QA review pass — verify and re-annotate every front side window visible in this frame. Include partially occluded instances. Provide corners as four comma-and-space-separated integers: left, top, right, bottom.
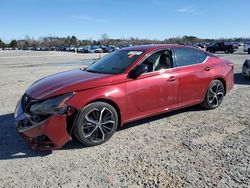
86, 50, 144, 74
174, 48, 207, 67
140, 50, 173, 73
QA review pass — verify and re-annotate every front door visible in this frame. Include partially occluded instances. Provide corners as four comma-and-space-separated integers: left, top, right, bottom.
125, 50, 179, 122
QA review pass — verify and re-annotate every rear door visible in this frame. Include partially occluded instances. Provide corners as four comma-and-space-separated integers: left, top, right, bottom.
173, 48, 214, 107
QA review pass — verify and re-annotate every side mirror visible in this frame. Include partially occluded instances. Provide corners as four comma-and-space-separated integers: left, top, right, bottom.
129, 64, 148, 78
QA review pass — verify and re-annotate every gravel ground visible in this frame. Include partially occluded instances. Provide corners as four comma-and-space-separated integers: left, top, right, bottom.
0, 50, 249, 188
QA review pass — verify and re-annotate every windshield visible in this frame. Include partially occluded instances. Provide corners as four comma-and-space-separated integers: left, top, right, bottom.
86, 50, 144, 74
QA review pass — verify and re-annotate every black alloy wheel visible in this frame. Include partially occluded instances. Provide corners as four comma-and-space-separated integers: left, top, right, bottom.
74, 102, 119, 146
202, 80, 225, 110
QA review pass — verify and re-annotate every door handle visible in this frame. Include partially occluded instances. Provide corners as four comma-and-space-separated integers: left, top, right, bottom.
204, 66, 211, 71
168, 76, 176, 81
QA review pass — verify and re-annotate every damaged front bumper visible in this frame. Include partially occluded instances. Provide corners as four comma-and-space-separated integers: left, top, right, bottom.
14, 100, 71, 150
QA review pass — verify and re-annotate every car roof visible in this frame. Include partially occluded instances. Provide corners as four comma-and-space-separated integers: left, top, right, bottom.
121, 44, 187, 51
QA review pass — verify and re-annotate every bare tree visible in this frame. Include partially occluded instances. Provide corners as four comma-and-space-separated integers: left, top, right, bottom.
100, 33, 109, 45
7, 35, 250, 50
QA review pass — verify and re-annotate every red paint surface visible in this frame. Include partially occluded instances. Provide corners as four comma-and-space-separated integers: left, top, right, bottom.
19, 45, 234, 149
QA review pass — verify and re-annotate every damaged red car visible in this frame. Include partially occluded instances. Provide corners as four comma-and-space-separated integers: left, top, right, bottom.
14, 45, 234, 150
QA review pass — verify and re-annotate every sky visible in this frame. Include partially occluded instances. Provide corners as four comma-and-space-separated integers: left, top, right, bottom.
0, 0, 250, 42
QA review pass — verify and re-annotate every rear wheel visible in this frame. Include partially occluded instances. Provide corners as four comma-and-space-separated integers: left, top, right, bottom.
248, 49, 250, 54
202, 80, 225, 110
74, 102, 119, 146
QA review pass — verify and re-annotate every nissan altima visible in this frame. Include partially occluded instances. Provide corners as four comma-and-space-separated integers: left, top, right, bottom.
14, 45, 234, 150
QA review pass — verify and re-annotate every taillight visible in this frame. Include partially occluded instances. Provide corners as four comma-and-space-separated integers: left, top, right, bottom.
227, 62, 234, 71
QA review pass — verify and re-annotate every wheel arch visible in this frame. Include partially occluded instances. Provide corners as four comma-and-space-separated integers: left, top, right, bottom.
86, 98, 122, 127
214, 77, 227, 95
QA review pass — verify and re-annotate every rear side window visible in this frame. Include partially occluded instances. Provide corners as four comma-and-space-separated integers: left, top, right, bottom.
174, 48, 207, 67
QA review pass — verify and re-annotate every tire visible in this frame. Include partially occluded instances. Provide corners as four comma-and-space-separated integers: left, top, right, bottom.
248, 49, 250, 54
201, 80, 225, 110
74, 102, 119, 147
225, 50, 229, 54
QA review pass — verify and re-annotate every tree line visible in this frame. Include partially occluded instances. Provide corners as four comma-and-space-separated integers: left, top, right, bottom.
0, 34, 249, 49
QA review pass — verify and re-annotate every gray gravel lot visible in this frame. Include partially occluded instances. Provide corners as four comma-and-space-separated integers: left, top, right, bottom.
0, 50, 249, 188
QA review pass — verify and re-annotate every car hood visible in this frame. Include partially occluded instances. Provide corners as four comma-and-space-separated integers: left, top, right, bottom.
26, 69, 112, 100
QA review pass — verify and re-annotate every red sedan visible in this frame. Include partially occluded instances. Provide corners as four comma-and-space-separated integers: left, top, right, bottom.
14, 45, 234, 150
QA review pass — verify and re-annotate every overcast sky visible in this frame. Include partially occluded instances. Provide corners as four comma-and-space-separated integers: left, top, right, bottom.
0, 0, 249, 42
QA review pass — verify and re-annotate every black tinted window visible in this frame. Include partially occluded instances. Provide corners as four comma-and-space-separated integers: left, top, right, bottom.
175, 48, 207, 67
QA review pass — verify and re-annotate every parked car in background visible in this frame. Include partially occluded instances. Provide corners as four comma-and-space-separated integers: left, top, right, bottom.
14, 45, 234, 150
69, 46, 76, 52
100, 46, 109, 53
58, 45, 67, 51
91, 46, 103, 53
197, 43, 206, 50
206, 42, 235, 53
108, 45, 119, 52
242, 59, 250, 77
40, 47, 50, 51
189, 44, 206, 51
243, 44, 250, 54
50, 46, 57, 51
239, 42, 244, 46
60, 46, 70, 51
77, 46, 86, 53
232, 42, 239, 49
82, 46, 91, 53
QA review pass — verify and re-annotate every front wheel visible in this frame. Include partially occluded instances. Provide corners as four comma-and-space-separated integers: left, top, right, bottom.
202, 80, 225, 110
74, 102, 119, 147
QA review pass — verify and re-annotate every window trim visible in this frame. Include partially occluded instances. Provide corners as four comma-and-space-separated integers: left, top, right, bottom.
127, 47, 210, 80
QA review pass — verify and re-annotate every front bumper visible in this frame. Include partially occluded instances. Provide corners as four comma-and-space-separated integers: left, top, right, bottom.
242, 66, 250, 77
14, 100, 71, 150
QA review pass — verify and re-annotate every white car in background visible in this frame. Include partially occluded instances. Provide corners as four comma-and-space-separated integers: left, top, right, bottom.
242, 59, 250, 77
87, 46, 103, 53
243, 44, 250, 54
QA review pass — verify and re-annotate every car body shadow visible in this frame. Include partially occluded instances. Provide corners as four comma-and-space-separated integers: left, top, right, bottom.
234, 73, 250, 85
2, 73, 247, 157
118, 105, 204, 131
64, 73, 249, 150
0, 105, 214, 154
0, 113, 51, 160
63, 104, 205, 150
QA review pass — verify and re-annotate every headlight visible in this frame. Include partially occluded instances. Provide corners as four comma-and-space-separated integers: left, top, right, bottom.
30, 93, 74, 116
